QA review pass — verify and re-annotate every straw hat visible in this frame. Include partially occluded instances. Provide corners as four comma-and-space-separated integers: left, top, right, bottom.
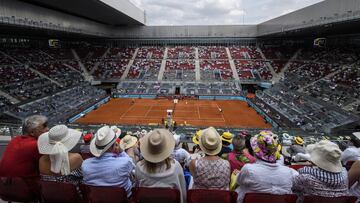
110, 126, 122, 137
221, 132, 233, 144
192, 130, 202, 145
140, 129, 175, 163
120, 135, 138, 150
294, 136, 304, 145
38, 125, 82, 154
199, 127, 222, 156
306, 140, 343, 173
90, 126, 117, 157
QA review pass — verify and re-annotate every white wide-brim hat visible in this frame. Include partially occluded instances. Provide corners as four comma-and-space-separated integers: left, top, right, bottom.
140, 129, 175, 163
199, 127, 222, 156
38, 125, 82, 155
306, 140, 343, 173
90, 126, 117, 157
110, 126, 122, 137
120, 135, 138, 150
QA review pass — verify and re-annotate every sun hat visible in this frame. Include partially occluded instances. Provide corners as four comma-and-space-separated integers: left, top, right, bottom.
140, 128, 175, 163
120, 135, 138, 150
250, 133, 279, 163
221, 132, 233, 144
90, 126, 117, 157
192, 130, 202, 145
38, 125, 82, 155
37, 125, 82, 175
198, 127, 222, 156
306, 140, 343, 173
140, 129, 148, 138
294, 136, 304, 145
110, 126, 122, 137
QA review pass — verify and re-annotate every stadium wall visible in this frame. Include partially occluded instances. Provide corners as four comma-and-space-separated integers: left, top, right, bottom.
112, 25, 258, 38
258, 0, 360, 36
0, 0, 112, 37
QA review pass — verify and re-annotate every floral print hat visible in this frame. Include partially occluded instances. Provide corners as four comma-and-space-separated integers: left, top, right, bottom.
250, 131, 279, 163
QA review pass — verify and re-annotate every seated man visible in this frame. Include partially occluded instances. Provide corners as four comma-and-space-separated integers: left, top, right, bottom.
0, 115, 49, 197
82, 126, 134, 197
0, 115, 49, 178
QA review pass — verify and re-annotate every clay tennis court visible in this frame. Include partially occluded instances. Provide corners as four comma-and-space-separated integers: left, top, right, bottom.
76, 98, 271, 128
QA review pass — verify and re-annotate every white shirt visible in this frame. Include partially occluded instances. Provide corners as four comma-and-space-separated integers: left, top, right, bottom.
235, 160, 298, 203
171, 148, 190, 166
341, 147, 360, 164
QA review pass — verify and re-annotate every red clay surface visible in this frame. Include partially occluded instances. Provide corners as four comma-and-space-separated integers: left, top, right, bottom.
76, 98, 271, 128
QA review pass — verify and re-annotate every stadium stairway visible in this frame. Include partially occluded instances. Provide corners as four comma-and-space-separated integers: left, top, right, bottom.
0, 51, 22, 65
272, 49, 302, 83
157, 48, 168, 81
195, 47, 200, 81
258, 48, 277, 79
27, 65, 63, 87
121, 59, 135, 80
0, 90, 20, 104
226, 47, 240, 81
71, 49, 93, 81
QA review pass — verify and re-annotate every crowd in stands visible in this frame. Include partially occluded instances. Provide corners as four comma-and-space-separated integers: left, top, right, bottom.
127, 60, 161, 80
164, 60, 196, 81
200, 60, 233, 81
234, 60, 272, 80
9, 84, 107, 124
167, 46, 196, 59
136, 47, 164, 59
94, 59, 129, 79
1, 116, 359, 203
198, 46, 228, 59
229, 46, 262, 59
255, 84, 357, 134
106, 47, 135, 59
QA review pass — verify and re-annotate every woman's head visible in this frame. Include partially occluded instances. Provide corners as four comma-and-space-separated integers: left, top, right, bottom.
250, 132, 279, 163
232, 133, 246, 152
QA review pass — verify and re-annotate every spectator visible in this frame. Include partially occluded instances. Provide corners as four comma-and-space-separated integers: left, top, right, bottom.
80, 133, 93, 154
191, 130, 202, 153
341, 145, 360, 165
235, 133, 298, 203
222, 131, 255, 172
120, 135, 139, 163
189, 127, 230, 190
37, 125, 83, 185
82, 126, 134, 197
171, 134, 190, 167
219, 131, 233, 156
135, 129, 186, 203
292, 140, 348, 197
0, 115, 48, 177
282, 136, 306, 159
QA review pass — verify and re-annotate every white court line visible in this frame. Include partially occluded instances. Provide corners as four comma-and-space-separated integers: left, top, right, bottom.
144, 105, 153, 117
215, 103, 226, 122
120, 103, 136, 119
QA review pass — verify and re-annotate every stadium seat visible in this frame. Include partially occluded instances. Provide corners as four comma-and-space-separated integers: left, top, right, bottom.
187, 189, 237, 203
40, 180, 82, 203
132, 187, 180, 203
0, 177, 39, 202
302, 195, 357, 203
288, 164, 311, 170
243, 193, 297, 203
81, 184, 128, 203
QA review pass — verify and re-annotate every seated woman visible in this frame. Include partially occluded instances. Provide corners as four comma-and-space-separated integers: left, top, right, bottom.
120, 135, 139, 163
172, 134, 190, 167
135, 129, 187, 203
189, 127, 230, 190
222, 131, 255, 172
235, 132, 298, 203
37, 125, 83, 185
292, 140, 348, 197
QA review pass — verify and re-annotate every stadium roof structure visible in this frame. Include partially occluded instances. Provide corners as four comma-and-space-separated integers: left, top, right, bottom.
19, 0, 145, 26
